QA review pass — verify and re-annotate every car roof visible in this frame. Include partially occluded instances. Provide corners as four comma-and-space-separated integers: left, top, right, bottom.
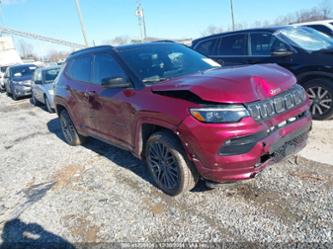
67, 41, 180, 60
9, 64, 37, 70
40, 66, 61, 71
192, 26, 288, 44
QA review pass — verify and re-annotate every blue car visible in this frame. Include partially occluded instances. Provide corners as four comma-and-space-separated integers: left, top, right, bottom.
4, 64, 38, 100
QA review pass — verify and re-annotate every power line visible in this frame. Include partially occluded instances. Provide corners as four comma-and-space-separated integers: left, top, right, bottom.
0, 26, 86, 48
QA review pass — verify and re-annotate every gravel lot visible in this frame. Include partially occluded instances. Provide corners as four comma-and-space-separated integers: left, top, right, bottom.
0, 93, 332, 246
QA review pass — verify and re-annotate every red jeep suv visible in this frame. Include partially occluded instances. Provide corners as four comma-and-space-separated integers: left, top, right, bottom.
54, 42, 312, 195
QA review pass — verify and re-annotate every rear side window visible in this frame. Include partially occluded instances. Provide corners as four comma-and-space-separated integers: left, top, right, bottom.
216, 34, 248, 56
93, 53, 127, 84
250, 33, 288, 56
195, 38, 218, 55
66, 56, 92, 82
306, 24, 333, 37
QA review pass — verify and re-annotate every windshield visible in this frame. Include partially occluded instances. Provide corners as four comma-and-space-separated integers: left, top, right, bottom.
117, 43, 221, 84
11, 65, 37, 78
0, 66, 7, 73
276, 26, 333, 52
45, 68, 60, 83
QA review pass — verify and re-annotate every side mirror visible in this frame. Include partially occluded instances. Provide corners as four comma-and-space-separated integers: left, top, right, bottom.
101, 76, 131, 88
271, 48, 293, 57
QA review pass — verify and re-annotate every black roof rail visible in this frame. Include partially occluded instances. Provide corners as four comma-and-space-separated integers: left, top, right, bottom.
153, 40, 176, 43
68, 45, 113, 57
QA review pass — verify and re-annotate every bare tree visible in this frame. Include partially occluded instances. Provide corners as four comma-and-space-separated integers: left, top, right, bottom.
201, 25, 224, 36
46, 50, 69, 62
18, 40, 34, 59
201, 0, 333, 35
104, 36, 131, 45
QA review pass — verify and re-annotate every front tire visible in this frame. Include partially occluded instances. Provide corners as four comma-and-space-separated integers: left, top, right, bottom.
59, 109, 85, 146
31, 93, 38, 106
303, 78, 333, 120
44, 95, 54, 113
12, 92, 18, 101
145, 131, 198, 196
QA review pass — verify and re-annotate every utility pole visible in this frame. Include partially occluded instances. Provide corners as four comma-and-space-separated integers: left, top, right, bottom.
136, 1, 147, 42
74, 0, 89, 47
0, 0, 5, 37
229, 0, 235, 31
0, 1, 4, 25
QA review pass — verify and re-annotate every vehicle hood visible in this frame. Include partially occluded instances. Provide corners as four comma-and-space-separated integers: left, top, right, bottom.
13, 76, 33, 82
151, 64, 296, 103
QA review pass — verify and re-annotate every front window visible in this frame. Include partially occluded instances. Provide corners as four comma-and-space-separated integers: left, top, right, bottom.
251, 33, 289, 56
117, 43, 221, 85
11, 65, 37, 78
44, 68, 60, 83
0, 66, 7, 73
276, 27, 333, 52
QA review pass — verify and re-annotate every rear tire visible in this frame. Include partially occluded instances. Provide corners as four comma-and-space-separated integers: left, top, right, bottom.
303, 78, 333, 120
59, 109, 85, 146
145, 131, 198, 196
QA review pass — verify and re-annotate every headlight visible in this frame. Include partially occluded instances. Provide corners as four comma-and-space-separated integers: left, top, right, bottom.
190, 105, 249, 123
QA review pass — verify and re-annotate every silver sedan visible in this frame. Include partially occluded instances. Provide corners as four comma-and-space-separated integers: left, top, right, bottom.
31, 66, 61, 113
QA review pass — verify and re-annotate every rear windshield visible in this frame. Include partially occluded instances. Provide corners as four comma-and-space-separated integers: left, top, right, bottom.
11, 65, 37, 78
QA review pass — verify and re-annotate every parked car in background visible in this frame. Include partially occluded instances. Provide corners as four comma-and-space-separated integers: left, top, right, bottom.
292, 19, 333, 37
4, 64, 37, 100
192, 26, 333, 120
54, 43, 311, 195
31, 66, 61, 113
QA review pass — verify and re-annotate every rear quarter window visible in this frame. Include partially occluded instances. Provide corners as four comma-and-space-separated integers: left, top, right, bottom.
65, 56, 92, 82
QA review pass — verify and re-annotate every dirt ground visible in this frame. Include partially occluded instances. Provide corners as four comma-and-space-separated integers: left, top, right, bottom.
0, 94, 332, 246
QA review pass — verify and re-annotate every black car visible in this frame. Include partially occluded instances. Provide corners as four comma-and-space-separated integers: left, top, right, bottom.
192, 26, 333, 120
4, 64, 37, 100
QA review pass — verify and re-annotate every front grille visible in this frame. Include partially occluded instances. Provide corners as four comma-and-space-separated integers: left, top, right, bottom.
246, 84, 307, 121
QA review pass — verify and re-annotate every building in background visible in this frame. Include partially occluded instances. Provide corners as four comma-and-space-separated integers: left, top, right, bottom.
0, 36, 22, 66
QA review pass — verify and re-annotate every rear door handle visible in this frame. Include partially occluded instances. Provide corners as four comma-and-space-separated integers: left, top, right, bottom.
84, 90, 96, 98
247, 59, 260, 64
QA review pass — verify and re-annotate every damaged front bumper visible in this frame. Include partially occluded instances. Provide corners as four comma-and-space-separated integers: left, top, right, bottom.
177, 101, 312, 184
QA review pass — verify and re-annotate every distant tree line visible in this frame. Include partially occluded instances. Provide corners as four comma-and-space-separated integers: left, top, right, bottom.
201, 0, 332, 35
